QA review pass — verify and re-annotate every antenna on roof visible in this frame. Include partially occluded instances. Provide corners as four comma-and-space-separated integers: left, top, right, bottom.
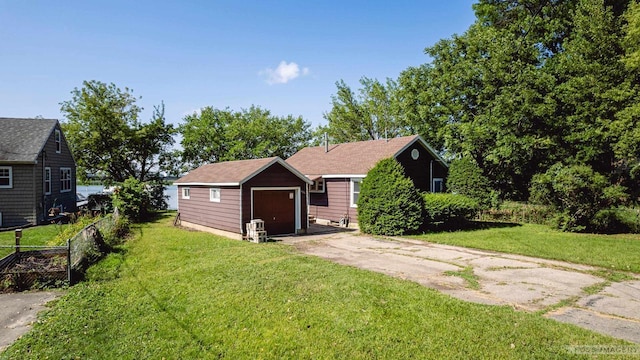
324, 132, 329, 153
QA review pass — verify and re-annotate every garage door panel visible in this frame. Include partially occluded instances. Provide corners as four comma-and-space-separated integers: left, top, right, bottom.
253, 190, 295, 235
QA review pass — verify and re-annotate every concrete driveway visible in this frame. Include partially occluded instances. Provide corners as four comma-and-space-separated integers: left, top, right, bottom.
0, 291, 62, 352
279, 227, 640, 344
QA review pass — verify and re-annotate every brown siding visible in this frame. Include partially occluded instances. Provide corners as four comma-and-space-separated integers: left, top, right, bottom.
242, 162, 308, 233
396, 143, 448, 192
177, 186, 241, 234
309, 178, 357, 223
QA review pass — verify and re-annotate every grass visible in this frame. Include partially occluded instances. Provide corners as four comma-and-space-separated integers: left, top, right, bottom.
1, 214, 630, 359
0, 223, 68, 258
410, 223, 640, 273
444, 266, 480, 290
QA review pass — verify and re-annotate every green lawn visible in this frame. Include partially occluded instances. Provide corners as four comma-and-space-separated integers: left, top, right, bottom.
1, 214, 629, 359
0, 223, 66, 258
410, 223, 640, 274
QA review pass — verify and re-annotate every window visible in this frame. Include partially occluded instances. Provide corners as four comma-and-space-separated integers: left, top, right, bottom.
60, 168, 72, 192
182, 187, 190, 199
350, 178, 362, 207
0, 166, 12, 188
310, 178, 325, 193
432, 178, 444, 193
209, 188, 220, 202
44, 167, 51, 194
55, 129, 61, 153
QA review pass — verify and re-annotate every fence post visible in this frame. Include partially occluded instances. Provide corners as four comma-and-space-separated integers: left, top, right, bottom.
67, 238, 72, 285
15, 229, 22, 259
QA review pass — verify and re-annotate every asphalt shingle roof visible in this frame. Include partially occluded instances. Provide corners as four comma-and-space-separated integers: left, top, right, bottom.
175, 157, 312, 185
285, 135, 427, 177
0, 118, 58, 163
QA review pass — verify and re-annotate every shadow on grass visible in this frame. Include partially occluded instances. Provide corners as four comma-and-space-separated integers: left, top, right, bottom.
419, 220, 522, 234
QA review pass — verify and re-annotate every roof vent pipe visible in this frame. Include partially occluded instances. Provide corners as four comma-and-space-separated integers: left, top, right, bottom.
324, 132, 328, 153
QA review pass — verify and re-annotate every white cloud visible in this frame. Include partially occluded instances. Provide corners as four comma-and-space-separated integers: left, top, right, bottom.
261, 61, 309, 85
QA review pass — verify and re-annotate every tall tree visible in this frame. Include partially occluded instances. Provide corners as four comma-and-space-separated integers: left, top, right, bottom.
179, 105, 311, 169
60, 80, 175, 183
322, 77, 402, 143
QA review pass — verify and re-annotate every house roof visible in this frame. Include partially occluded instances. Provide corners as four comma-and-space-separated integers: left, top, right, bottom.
175, 157, 313, 186
0, 118, 59, 164
285, 135, 447, 178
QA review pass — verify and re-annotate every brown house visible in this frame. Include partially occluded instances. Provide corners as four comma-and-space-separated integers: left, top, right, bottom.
0, 118, 77, 227
175, 157, 312, 238
285, 135, 448, 225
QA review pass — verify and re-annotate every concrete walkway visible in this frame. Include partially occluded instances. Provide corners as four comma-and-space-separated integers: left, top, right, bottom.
278, 227, 640, 344
0, 291, 62, 352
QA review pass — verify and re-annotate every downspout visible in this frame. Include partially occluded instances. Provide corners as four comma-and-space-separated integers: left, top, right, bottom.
430, 160, 433, 193
239, 184, 243, 235
42, 151, 46, 222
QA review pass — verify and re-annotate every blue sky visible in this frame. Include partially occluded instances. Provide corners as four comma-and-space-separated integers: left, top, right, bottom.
1, 1, 477, 129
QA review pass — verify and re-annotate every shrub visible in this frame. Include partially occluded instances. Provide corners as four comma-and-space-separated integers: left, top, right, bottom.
478, 201, 555, 225
112, 177, 167, 222
422, 193, 480, 225
591, 208, 640, 234
446, 157, 495, 209
529, 163, 628, 232
357, 158, 424, 235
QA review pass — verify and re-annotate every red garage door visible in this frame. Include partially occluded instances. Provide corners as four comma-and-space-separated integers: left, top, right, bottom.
253, 190, 296, 235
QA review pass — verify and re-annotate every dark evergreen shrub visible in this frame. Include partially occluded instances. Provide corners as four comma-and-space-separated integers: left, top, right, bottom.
422, 193, 480, 225
357, 158, 424, 235
529, 163, 628, 232
446, 157, 494, 209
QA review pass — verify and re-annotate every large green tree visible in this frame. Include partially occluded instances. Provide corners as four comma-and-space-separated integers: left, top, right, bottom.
321, 77, 403, 143
406, 0, 637, 200
180, 105, 311, 168
60, 80, 175, 183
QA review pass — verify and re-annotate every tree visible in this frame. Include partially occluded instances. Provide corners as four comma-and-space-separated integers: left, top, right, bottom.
179, 105, 311, 168
60, 81, 175, 183
446, 157, 494, 209
322, 77, 404, 143
529, 163, 627, 232
357, 158, 424, 235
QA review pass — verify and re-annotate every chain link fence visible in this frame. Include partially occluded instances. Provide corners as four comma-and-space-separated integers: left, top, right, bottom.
0, 210, 120, 292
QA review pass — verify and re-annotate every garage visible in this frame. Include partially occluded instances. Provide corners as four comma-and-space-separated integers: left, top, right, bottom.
175, 157, 312, 239
252, 189, 296, 235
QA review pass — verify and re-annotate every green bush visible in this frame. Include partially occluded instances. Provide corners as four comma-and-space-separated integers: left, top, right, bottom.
446, 157, 495, 209
529, 163, 628, 232
591, 208, 640, 234
357, 158, 424, 235
478, 201, 555, 225
422, 193, 480, 225
111, 177, 166, 222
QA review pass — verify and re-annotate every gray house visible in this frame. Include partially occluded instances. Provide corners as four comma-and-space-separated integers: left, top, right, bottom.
0, 118, 77, 227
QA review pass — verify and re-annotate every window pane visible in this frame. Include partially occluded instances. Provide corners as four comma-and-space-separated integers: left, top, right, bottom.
0, 178, 9, 186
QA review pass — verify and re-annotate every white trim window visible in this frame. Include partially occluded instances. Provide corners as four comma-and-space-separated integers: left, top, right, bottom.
182, 187, 190, 199
310, 178, 325, 193
44, 167, 52, 194
209, 188, 221, 202
432, 178, 444, 193
55, 129, 61, 153
60, 168, 72, 192
0, 166, 12, 189
350, 178, 363, 207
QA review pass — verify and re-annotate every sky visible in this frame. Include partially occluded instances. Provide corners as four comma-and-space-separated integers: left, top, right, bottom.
0, 1, 477, 130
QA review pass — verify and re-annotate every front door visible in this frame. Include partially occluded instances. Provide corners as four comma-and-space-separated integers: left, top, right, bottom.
252, 190, 296, 235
